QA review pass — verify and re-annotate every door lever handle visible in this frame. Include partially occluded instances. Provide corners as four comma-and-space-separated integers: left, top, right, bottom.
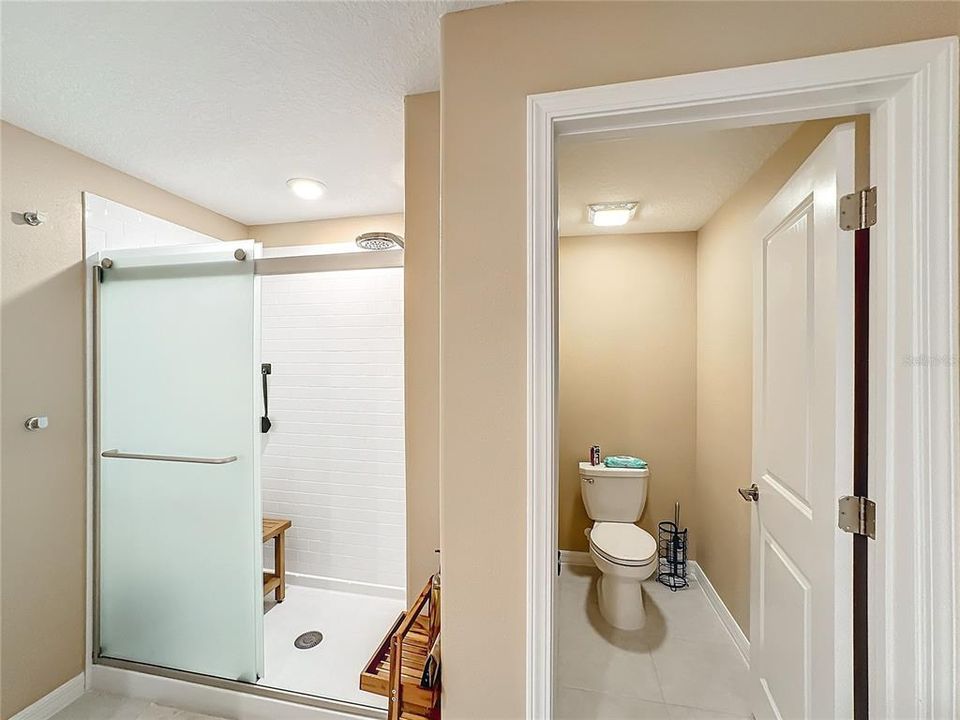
738, 483, 759, 502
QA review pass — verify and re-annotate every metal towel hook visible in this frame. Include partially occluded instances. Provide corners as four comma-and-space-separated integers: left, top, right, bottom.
22, 211, 46, 226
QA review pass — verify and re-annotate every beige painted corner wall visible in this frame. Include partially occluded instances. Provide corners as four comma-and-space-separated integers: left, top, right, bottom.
0, 121, 248, 719
249, 213, 403, 247
694, 116, 868, 638
559, 233, 697, 553
403, 92, 442, 601
439, 3, 958, 717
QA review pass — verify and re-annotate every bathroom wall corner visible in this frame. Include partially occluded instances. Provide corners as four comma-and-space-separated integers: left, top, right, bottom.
403, 91, 442, 603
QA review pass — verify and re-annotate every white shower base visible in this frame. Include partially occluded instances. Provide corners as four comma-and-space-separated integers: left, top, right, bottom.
258, 585, 404, 708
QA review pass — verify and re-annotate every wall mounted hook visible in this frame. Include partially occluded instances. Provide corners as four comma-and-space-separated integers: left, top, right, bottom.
22, 211, 47, 226
25, 416, 48, 431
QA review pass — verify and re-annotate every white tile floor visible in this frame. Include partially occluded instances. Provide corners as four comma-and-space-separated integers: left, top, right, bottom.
50, 691, 224, 720
259, 584, 405, 708
556, 565, 752, 720
53, 571, 747, 720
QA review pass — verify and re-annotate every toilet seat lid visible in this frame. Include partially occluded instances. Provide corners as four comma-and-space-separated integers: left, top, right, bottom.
590, 522, 657, 564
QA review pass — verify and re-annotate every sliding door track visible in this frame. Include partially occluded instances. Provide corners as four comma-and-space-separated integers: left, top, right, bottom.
94, 655, 386, 719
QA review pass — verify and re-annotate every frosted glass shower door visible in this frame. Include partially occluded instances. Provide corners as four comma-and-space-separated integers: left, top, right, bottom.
97, 241, 262, 682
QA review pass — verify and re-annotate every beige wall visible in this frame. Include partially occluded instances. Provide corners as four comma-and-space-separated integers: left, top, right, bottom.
403, 92, 442, 600
559, 233, 697, 553
0, 121, 248, 719
249, 213, 403, 247
439, 3, 958, 716
694, 117, 868, 638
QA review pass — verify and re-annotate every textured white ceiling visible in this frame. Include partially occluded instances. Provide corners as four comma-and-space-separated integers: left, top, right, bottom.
558, 123, 800, 236
1, 1, 496, 225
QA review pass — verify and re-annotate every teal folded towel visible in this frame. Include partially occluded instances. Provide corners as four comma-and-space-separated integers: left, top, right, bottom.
604, 455, 647, 469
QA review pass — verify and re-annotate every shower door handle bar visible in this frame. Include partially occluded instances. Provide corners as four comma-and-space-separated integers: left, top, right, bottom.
101, 449, 238, 464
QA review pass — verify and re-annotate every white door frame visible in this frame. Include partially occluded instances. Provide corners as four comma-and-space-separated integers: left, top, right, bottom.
526, 37, 958, 720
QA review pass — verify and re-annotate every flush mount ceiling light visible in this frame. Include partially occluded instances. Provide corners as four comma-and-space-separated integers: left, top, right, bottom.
286, 177, 327, 200
588, 201, 639, 227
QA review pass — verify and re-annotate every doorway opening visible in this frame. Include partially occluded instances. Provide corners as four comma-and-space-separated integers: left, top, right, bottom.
554, 116, 865, 719
527, 37, 958, 720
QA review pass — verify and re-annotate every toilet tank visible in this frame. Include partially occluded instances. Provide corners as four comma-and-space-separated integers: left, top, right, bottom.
579, 461, 650, 522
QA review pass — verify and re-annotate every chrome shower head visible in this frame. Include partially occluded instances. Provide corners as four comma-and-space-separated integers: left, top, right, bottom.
355, 232, 404, 251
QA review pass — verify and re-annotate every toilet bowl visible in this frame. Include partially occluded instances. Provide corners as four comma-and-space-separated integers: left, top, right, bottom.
587, 521, 657, 630
579, 461, 656, 630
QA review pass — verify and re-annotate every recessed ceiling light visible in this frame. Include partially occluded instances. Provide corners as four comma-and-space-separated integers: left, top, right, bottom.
588, 201, 639, 227
286, 178, 327, 200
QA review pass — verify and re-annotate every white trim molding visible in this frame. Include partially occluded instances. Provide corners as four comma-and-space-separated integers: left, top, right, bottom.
689, 562, 749, 667
9, 674, 85, 720
526, 84, 558, 720
558, 550, 594, 568
527, 37, 958, 720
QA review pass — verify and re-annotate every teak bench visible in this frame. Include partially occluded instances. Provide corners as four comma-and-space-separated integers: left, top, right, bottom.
262, 517, 291, 602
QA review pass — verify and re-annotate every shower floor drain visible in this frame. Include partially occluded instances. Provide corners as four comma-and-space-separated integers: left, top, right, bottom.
294, 631, 323, 650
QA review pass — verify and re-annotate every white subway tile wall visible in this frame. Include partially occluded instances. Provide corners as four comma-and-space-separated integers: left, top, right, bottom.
83, 193, 215, 254
260, 268, 406, 591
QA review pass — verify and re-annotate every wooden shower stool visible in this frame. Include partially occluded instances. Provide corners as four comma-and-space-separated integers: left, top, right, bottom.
262, 517, 292, 602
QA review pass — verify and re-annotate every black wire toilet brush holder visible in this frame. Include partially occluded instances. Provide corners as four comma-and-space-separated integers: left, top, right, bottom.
657, 521, 688, 591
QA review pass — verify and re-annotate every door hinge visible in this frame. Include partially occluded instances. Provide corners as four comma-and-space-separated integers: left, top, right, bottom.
839, 186, 877, 231
838, 495, 876, 539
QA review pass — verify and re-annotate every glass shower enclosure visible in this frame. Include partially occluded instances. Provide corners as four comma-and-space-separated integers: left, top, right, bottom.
94, 241, 263, 682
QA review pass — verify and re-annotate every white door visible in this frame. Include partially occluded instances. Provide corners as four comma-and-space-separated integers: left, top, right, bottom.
749, 124, 855, 719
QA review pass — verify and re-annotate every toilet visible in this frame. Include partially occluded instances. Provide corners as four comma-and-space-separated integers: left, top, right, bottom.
579, 461, 657, 630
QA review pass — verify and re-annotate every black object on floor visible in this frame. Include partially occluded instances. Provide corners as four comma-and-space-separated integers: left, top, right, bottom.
657, 520, 688, 591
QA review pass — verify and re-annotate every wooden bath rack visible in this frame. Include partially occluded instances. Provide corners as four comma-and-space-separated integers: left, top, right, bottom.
360, 575, 440, 720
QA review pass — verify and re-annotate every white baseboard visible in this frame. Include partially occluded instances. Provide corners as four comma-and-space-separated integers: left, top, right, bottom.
9, 673, 85, 720
558, 550, 594, 567
89, 665, 368, 720
263, 569, 405, 601
689, 561, 749, 666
